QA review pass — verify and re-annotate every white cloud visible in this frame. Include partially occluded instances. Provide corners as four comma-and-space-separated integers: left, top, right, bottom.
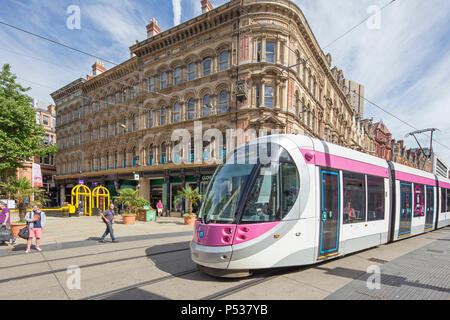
172, 0, 182, 26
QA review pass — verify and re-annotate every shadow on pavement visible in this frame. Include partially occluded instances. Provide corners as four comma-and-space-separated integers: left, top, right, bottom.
145, 242, 242, 283
103, 288, 170, 300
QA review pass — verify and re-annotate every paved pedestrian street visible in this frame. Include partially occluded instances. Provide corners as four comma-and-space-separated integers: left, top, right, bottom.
0, 215, 448, 300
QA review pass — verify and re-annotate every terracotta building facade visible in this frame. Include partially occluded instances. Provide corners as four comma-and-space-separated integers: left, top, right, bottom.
16, 104, 57, 206
51, 0, 375, 212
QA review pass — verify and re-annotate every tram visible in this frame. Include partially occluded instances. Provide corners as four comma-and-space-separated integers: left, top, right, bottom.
190, 135, 450, 277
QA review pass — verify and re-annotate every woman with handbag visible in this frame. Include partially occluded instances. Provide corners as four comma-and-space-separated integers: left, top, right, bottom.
0, 201, 11, 245
24, 204, 46, 253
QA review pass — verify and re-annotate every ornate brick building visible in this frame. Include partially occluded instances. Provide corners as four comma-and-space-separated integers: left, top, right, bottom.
372, 121, 392, 161
16, 103, 57, 206
51, 0, 375, 212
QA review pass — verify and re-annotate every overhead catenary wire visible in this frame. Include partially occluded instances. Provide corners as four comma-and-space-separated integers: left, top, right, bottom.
0, 20, 118, 66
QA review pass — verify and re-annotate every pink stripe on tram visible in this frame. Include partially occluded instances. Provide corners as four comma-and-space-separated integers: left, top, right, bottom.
439, 181, 450, 189
300, 149, 389, 178
395, 171, 436, 186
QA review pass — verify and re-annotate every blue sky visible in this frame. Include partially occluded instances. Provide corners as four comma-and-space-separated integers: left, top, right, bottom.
1, 0, 450, 164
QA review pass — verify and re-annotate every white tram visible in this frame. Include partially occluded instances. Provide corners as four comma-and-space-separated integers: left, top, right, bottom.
190, 135, 450, 277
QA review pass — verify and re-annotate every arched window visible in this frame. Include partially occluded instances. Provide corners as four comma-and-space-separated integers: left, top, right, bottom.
296, 51, 301, 75
174, 67, 181, 85
113, 120, 117, 136
90, 128, 94, 142
266, 41, 275, 63
264, 86, 274, 108
218, 90, 228, 114
97, 126, 101, 140
219, 51, 229, 71
294, 92, 299, 115
123, 150, 127, 168
131, 114, 137, 132
114, 151, 118, 169
148, 145, 153, 166
147, 110, 153, 128
148, 76, 155, 93
203, 58, 211, 76
160, 106, 166, 125
106, 152, 110, 170
160, 143, 167, 165
122, 89, 127, 103
160, 72, 167, 89
132, 147, 137, 168
187, 98, 195, 120
173, 102, 181, 123
187, 62, 196, 81
202, 94, 211, 117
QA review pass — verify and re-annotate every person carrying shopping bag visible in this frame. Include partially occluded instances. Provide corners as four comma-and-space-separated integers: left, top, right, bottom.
25, 204, 46, 253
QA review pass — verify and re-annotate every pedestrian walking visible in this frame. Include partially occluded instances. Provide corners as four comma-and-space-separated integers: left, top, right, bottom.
157, 200, 164, 217
25, 204, 46, 253
99, 203, 119, 243
0, 201, 11, 245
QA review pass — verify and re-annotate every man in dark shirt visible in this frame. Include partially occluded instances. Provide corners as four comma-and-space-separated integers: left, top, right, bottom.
99, 204, 119, 243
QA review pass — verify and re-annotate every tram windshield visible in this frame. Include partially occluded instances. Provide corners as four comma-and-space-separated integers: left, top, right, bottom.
198, 143, 299, 224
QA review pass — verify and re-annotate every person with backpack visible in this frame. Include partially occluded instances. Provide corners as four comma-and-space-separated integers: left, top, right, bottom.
25, 204, 46, 253
99, 203, 119, 243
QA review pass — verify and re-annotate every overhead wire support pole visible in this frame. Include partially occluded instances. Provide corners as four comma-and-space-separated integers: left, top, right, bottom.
405, 128, 440, 171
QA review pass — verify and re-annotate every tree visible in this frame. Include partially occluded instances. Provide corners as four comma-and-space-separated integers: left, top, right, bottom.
0, 177, 44, 221
177, 186, 202, 217
0, 64, 57, 178
114, 188, 149, 215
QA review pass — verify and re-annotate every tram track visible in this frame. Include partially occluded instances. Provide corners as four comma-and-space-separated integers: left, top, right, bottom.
0, 246, 192, 285
199, 266, 305, 300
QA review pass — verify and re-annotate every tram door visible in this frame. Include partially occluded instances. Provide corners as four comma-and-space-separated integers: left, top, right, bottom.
399, 183, 412, 236
425, 187, 434, 230
319, 169, 340, 259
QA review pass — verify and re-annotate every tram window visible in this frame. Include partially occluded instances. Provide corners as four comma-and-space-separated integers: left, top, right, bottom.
447, 189, 450, 212
241, 161, 299, 223
280, 163, 299, 214
413, 184, 425, 217
441, 189, 447, 212
343, 172, 366, 224
367, 176, 385, 221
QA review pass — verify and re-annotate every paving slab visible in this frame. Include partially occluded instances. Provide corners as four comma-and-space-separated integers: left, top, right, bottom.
325, 228, 450, 300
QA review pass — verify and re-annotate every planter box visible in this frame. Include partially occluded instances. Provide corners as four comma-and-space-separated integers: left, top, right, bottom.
122, 214, 136, 225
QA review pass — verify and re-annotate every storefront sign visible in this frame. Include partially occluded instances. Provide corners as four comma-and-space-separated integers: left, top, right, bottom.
201, 175, 212, 181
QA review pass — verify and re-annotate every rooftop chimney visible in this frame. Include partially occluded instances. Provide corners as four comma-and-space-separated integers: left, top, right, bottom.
92, 60, 107, 76
146, 18, 161, 38
201, 0, 213, 13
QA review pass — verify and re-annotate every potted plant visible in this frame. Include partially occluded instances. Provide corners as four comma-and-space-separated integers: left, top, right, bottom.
114, 188, 149, 225
0, 177, 44, 238
177, 186, 202, 225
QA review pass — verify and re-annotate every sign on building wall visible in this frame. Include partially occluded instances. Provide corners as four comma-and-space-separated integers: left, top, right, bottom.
32, 163, 43, 187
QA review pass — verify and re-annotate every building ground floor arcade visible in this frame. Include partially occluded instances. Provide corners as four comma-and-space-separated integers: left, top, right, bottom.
56, 164, 216, 215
